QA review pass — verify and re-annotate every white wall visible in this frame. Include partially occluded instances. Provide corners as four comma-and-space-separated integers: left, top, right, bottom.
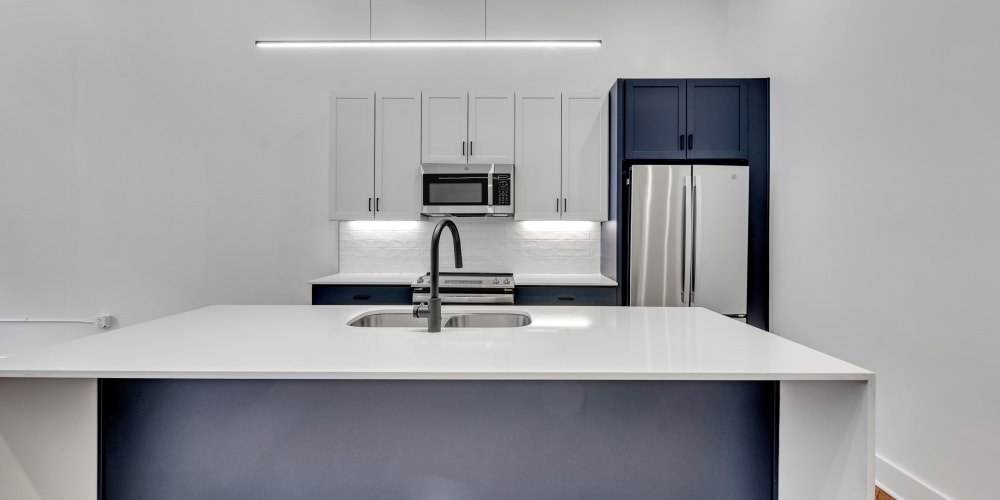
728, 0, 1000, 498
4, 0, 997, 497
0, 0, 732, 349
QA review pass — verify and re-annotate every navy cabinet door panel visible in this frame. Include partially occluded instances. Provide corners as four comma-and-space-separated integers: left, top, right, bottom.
515, 286, 618, 306
625, 80, 687, 159
312, 285, 411, 305
686, 80, 748, 160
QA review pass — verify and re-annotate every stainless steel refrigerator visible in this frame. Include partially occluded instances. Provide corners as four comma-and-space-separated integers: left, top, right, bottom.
629, 164, 749, 320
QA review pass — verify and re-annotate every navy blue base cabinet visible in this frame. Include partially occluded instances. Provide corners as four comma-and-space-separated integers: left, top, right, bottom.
99, 379, 777, 499
311, 284, 411, 305
514, 286, 617, 306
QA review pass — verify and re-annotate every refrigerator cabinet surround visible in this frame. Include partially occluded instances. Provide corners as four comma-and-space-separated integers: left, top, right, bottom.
629, 164, 749, 318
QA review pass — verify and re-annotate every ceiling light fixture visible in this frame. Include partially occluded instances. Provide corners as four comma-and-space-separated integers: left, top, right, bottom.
255, 1, 601, 50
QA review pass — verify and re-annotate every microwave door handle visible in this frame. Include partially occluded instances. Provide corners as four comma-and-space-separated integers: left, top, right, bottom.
487, 174, 493, 207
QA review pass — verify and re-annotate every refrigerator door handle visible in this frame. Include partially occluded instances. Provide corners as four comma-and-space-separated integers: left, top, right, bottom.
690, 176, 700, 306
681, 180, 689, 305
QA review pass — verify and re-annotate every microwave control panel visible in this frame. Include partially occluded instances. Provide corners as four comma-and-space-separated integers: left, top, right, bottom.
493, 174, 512, 206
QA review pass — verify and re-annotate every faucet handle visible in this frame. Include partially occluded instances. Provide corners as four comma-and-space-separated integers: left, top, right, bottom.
413, 302, 429, 318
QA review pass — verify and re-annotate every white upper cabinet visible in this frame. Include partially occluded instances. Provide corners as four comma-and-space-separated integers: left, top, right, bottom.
562, 91, 608, 221
514, 92, 562, 221
375, 92, 422, 220
421, 93, 468, 164
333, 88, 605, 222
329, 92, 375, 221
422, 91, 514, 165
330, 92, 422, 221
468, 91, 515, 164
515, 91, 608, 221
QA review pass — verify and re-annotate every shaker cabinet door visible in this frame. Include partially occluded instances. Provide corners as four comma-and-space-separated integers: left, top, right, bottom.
329, 92, 375, 220
422, 93, 468, 164
624, 80, 686, 159
468, 91, 514, 164
686, 80, 748, 160
514, 92, 562, 221
375, 92, 423, 220
562, 91, 608, 221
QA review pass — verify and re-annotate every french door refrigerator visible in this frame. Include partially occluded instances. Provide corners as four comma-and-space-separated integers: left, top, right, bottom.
629, 164, 749, 320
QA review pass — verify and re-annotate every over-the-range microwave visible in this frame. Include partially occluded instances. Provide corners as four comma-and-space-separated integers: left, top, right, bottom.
420, 164, 513, 216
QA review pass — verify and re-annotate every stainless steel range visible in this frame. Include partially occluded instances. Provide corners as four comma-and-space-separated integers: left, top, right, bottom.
411, 272, 515, 305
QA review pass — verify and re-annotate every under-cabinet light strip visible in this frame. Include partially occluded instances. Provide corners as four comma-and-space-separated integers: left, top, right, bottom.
255, 40, 601, 49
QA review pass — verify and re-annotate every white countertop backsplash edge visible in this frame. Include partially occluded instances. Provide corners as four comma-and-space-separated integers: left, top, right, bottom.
310, 273, 617, 286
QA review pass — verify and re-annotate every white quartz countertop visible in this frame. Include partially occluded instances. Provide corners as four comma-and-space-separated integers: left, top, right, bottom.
309, 273, 418, 285
0, 306, 869, 381
309, 273, 617, 286
514, 274, 617, 286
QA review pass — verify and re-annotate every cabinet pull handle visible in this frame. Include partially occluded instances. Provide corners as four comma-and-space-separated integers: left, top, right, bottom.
556, 198, 560, 212
563, 198, 567, 212
679, 134, 685, 150
469, 141, 473, 156
557, 296, 575, 301
352, 295, 371, 300
688, 134, 693, 150
368, 197, 372, 212
376, 198, 380, 211
462, 141, 466, 156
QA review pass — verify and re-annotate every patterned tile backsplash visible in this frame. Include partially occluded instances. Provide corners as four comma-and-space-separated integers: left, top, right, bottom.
339, 220, 601, 274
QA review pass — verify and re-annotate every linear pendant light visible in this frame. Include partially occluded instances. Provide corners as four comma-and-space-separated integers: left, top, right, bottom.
254, 1, 601, 50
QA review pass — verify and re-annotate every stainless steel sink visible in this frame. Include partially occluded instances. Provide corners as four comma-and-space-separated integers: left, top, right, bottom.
347, 313, 428, 328
444, 313, 531, 328
348, 311, 531, 328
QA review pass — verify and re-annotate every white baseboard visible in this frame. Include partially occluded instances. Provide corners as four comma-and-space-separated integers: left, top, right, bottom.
876, 455, 950, 500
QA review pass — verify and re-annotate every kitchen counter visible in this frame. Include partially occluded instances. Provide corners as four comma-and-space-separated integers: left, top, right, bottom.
308, 272, 418, 285
0, 305, 860, 379
0, 306, 874, 499
309, 273, 617, 287
514, 273, 617, 286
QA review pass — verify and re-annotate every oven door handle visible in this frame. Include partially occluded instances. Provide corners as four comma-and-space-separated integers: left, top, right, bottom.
411, 293, 515, 305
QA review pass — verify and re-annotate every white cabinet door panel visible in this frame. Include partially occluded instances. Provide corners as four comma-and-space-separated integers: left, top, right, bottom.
514, 92, 561, 220
422, 93, 467, 164
468, 91, 514, 164
562, 91, 608, 221
330, 92, 375, 220
375, 92, 422, 221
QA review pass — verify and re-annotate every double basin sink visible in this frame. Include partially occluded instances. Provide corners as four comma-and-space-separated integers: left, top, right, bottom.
349, 311, 531, 329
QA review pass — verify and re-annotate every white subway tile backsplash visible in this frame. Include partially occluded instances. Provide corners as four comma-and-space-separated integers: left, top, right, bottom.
338, 220, 601, 274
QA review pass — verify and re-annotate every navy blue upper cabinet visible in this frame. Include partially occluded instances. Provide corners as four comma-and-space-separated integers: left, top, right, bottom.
686, 80, 748, 160
625, 80, 687, 159
624, 79, 748, 160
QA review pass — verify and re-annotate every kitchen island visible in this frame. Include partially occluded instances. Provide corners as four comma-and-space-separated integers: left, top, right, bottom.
0, 305, 873, 499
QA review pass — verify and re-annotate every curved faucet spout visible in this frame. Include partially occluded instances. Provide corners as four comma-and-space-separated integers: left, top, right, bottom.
414, 219, 464, 332
430, 219, 464, 296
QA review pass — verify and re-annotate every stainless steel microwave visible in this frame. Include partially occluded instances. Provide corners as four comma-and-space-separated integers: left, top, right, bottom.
421, 164, 514, 216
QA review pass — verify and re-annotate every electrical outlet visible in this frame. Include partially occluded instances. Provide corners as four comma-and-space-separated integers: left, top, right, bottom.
95, 315, 113, 329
